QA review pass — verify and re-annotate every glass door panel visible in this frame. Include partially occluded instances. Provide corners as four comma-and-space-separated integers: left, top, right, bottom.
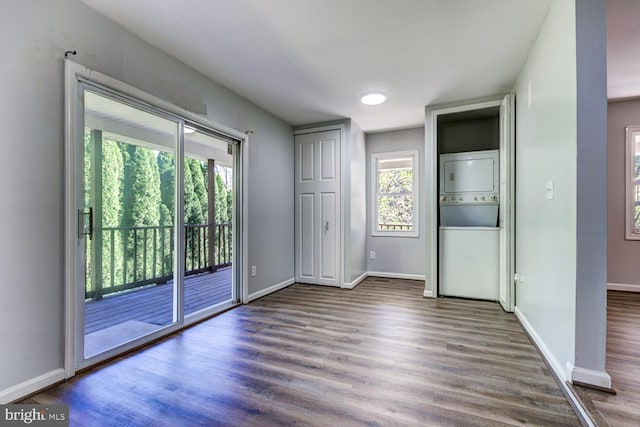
83, 90, 178, 359
183, 128, 234, 316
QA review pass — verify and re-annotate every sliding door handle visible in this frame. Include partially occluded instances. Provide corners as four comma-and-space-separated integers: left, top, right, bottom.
324, 221, 329, 234
78, 207, 93, 240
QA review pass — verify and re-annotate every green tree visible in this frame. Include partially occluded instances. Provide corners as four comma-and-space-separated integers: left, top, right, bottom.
157, 151, 175, 226
214, 173, 228, 224
377, 167, 414, 229
101, 139, 124, 288
120, 144, 162, 282
226, 189, 233, 222
121, 145, 161, 227
189, 158, 208, 225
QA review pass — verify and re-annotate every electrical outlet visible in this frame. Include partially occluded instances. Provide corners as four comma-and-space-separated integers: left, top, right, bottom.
369, 251, 376, 260
251, 265, 257, 277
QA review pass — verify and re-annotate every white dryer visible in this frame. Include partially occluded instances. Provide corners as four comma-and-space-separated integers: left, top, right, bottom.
439, 150, 499, 227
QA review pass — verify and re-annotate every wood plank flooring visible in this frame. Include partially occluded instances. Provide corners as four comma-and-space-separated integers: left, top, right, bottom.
573, 290, 640, 426
26, 277, 579, 426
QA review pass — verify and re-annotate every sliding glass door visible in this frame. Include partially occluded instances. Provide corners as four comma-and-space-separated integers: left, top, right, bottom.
183, 128, 235, 317
74, 82, 240, 367
82, 89, 180, 359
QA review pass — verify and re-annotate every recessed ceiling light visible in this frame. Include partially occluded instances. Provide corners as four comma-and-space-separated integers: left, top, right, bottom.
360, 93, 386, 106
184, 126, 196, 134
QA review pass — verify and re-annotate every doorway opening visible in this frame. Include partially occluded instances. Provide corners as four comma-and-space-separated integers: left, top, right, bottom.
426, 95, 515, 312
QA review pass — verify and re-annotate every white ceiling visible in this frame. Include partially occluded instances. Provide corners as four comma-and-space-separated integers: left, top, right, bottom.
606, 0, 640, 101
80, 0, 558, 132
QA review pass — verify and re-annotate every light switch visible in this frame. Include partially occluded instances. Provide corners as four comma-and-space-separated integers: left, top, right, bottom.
545, 180, 554, 200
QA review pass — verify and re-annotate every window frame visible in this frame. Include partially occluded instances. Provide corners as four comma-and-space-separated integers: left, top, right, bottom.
625, 125, 640, 240
371, 149, 419, 238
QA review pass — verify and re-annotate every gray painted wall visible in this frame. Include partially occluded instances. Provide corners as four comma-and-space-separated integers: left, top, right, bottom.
608, 99, 640, 287
349, 123, 368, 282
366, 128, 426, 276
513, 0, 608, 383
574, 0, 608, 377
513, 0, 578, 379
0, 0, 293, 395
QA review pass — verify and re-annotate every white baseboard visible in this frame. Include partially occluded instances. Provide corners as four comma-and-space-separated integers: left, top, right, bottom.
423, 289, 434, 297
0, 368, 65, 404
515, 307, 567, 382
514, 308, 595, 426
571, 366, 612, 389
247, 278, 295, 303
367, 271, 426, 281
342, 272, 368, 289
607, 282, 640, 292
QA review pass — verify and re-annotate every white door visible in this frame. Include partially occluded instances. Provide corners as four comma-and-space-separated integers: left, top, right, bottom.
295, 130, 341, 286
499, 94, 515, 312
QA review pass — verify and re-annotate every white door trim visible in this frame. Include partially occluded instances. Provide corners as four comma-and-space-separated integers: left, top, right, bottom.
499, 94, 516, 312
294, 124, 345, 286
425, 97, 508, 299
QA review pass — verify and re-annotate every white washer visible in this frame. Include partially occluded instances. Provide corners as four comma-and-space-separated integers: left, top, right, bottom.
439, 226, 499, 300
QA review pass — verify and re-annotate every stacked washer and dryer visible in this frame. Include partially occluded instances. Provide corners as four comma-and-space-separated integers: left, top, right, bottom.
439, 149, 500, 300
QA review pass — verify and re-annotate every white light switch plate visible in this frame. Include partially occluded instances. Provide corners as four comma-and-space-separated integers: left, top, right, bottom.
545, 180, 554, 200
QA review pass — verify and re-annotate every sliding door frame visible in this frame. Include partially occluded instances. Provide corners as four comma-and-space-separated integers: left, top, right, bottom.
64, 60, 248, 376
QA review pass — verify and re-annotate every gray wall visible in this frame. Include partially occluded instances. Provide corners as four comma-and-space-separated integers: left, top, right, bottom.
366, 127, 426, 277
513, 0, 578, 379
349, 123, 368, 282
513, 0, 608, 383
0, 0, 293, 396
608, 99, 640, 288
574, 0, 608, 379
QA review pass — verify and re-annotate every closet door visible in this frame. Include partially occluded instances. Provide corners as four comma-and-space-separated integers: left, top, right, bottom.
295, 130, 341, 286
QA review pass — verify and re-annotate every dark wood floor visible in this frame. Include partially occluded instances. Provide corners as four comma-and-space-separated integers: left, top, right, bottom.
573, 290, 640, 426
85, 267, 232, 334
27, 277, 579, 426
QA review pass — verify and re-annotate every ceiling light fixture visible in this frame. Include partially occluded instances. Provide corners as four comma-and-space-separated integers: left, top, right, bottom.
360, 93, 386, 106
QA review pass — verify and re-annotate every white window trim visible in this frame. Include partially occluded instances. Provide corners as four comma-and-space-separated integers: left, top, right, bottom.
371, 149, 419, 237
625, 125, 640, 240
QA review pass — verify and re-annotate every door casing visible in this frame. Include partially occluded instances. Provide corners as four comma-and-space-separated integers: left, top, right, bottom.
425, 95, 515, 311
294, 125, 345, 287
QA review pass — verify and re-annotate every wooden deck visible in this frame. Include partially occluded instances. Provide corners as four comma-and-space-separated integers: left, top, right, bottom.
28, 277, 579, 426
85, 266, 232, 335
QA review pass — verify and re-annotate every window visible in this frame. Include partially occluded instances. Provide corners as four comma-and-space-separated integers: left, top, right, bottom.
371, 150, 419, 237
626, 126, 640, 240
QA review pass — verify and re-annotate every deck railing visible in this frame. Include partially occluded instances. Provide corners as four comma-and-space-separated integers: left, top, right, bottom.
378, 223, 412, 232
86, 223, 231, 300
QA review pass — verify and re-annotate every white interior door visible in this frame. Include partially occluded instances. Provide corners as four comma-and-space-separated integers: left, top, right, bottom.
499, 94, 515, 312
295, 130, 341, 286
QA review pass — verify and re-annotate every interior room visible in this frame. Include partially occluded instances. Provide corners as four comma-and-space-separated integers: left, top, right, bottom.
0, 0, 637, 425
